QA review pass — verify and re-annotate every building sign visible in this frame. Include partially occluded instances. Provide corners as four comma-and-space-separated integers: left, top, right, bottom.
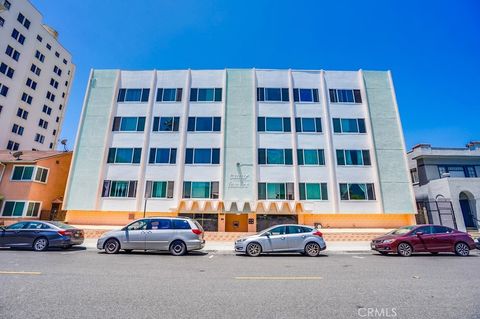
228, 174, 250, 188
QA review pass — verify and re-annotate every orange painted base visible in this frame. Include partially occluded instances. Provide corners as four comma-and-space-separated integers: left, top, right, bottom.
65, 210, 177, 226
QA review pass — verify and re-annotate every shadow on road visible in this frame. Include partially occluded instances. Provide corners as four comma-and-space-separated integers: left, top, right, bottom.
96, 250, 209, 257
234, 253, 329, 258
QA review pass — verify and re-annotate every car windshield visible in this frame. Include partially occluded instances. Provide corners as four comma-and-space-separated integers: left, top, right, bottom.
47, 221, 77, 229
388, 226, 417, 235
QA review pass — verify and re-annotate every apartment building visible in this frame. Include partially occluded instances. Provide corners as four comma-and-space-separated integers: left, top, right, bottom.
64, 69, 416, 231
408, 142, 480, 231
0, 0, 75, 151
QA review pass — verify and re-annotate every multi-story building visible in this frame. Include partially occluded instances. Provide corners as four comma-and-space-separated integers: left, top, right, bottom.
0, 0, 75, 151
64, 69, 415, 231
0, 150, 72, 223
408, 142, 480, 231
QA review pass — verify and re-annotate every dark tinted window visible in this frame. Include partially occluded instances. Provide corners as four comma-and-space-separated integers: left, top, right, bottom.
6, 222, 28, 230
269, 226, 286, 235
415, 226, 433, 235
432, 226, 452, 234
127, 220, 148, 231
149, 219, 171, 230
302, 227, 314, 233
287, 226, 303, 234
172, 219, 191, 229
25, 222, 45, 229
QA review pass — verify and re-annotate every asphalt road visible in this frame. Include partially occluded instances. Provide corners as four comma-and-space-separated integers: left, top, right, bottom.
1, 248, 479, 319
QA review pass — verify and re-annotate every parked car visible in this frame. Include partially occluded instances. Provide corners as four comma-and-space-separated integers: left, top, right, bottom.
475, 238, 480, 251
0, 221, 84, 251
97, 217, 205, 256
371, 225, 476, 257
235, 224, 326, 257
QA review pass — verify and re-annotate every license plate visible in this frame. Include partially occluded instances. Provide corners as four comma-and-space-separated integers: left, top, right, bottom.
371, 243, 376, 249
74, 233, 80, 238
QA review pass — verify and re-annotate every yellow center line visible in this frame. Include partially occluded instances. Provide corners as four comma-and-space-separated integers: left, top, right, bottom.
0, 271, 41, 275
234, 276, 322, 280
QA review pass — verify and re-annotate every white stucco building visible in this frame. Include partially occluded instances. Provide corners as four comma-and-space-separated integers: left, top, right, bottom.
408, 142, 480, 231
0, 0, 74, 151
64, 68, 416, 232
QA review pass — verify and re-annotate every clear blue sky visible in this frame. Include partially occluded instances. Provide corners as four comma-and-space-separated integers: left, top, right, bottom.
32, 0, 479, 150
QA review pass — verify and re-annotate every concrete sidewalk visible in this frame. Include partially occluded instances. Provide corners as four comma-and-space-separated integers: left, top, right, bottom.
82, 238, 372, 253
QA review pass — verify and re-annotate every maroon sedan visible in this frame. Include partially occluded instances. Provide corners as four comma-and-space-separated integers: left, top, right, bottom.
371, 225, 476, 257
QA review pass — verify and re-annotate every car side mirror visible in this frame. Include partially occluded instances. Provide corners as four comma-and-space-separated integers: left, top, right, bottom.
0, 226, 5, 231
416, 231, 424, 236
264, 232, 271, 237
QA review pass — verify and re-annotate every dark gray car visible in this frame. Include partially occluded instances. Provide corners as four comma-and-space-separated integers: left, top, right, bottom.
97, 217, 205, 256
235, 224, 327, 257
0, 221, 84, 251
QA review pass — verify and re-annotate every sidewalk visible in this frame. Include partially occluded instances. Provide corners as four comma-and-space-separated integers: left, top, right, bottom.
82, 238, 372, 253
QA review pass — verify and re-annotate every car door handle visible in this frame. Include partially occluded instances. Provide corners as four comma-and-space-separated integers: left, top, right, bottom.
302, 235, 306, 238
280, 237, 286, 240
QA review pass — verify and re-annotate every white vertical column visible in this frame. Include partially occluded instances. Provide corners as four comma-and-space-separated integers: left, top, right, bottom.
219, 69, 227, 200
319, 70, 339, 213
175, 70, 192, 205
135, 70, 157, 212
252, 68, 259, 209
94, 70, 121, 210
288, 69, 300, 203
358, 69, 384, 213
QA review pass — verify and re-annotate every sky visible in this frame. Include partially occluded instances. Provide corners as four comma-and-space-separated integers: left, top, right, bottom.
31, 0, 480, 150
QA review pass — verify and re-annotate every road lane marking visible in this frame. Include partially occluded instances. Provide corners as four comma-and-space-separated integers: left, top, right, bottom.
352, 256, 365, 259
234, 276, 322, 280
0, 271, 41, 275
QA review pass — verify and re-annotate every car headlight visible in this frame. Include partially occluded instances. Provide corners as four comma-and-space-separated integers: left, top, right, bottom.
382, 239, 395, 244
236, 238, 247, 243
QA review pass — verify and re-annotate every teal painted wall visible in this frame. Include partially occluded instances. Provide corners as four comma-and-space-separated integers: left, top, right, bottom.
223, 69, 255, 202
64, 70, 117, 210
363, 71, 415, 213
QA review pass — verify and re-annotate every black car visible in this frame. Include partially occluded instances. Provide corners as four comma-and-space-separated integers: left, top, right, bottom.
0, 221, 84, 251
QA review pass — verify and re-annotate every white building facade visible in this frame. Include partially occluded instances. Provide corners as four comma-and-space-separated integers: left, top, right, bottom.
64, 69, 415, 231
0, 0, 74, 151
408, 142, 480, 231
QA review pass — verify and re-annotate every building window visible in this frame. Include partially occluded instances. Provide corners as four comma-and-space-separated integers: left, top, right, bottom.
11, 124, 24, 136
148, 148, 177, 164
46, 43, 51, 50
332, 118, 366, 133
257, 87, 289, 102
340, 183, 376, 200
152, 117, 180, 132
101, 180, 137, 198
183, 181, 219, 199
50, 78, 59, 89
34, 167, 49, 183
410, 168, 419, 184
336, 149, 371, 166
258, 148, 293, 165
0, 17, 4, 27
26, 78, 37, 90
53, 65, 62, 76
46, 91, 55, 102
21, 92, 33, 104
2, 201, 39, 217
187, 117, 221, 132
5, 45, 20, 61
11, 165, 48, 183
0, 62, 14, 78
17, 13, 31, 29
293, 88, 319, 103
52, 129, 56, 136
36, 35, 42, 42
11, 28, 26, 45
30, 63, 41, 76
329, 89, 362, 103
17, 108, 28, 119
3, 0, 11, 10
299, 183, 328, 200
297, 149, 325, 166
258, 182, 295, 200
34, 133, 45, 144
0, 82, 9, 97
35, 50, 45, 62
112, 117, 145, 132
257, 117, 291, 132
185, 148, 220, 164
55, 51, 60, 58
145, 181, 174, 198
117, 88, 150, 102
438, 165, 477, 178
7, 140, 19, 151
295, 117, 322, 133
63, 58, 67, 65
38, 119, 48, 129
189, 88, 222, 102
107, 148, 142, 164
42, 105, 52, 115
156, 88, 182, 102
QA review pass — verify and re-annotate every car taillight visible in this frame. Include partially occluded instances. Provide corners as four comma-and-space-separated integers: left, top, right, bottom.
313, 231, 323, 237
192, 229, 202, 235
58, 230, 70, 236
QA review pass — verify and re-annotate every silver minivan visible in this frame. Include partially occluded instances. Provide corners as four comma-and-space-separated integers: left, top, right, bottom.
97, 217, 205, 256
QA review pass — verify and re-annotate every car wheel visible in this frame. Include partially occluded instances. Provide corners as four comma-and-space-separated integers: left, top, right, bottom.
454, 242, 470, 257
379, 251, 389, 255
104, 239, 120, 254
246, 242, 262, 257
124, 249, 133, 253
397, 242, 413, 257
170, 240, 187, 256
304, 242, 320, 257
33, 238, 49, 252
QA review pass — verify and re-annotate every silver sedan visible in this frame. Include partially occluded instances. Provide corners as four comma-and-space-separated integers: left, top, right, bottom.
235, 224, 326, 257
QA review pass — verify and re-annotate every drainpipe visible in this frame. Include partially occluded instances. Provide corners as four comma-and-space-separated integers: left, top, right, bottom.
0, 162, 5, 183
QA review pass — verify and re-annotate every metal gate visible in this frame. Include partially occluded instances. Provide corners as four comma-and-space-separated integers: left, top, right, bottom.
416, 200, 458, 229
